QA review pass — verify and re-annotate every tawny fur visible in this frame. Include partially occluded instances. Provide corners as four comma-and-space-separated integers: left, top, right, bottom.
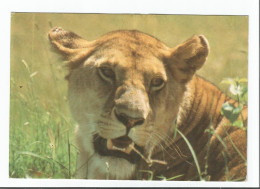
48, 27, 247, 180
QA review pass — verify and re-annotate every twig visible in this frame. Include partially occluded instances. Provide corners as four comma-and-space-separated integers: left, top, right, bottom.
129, 144, 167, 167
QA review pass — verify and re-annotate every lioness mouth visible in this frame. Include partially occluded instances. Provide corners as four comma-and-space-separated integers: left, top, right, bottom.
93, 134, 142, 163
107, 136, 134, 154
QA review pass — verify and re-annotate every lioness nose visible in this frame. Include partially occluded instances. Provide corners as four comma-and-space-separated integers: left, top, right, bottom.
115, 112, 145, 128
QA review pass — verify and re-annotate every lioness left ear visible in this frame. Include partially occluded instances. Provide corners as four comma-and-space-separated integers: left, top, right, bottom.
48, 27, 94, 68
166, 35, 209, 83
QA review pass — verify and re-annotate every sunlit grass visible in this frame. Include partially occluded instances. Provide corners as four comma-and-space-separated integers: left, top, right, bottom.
10, 59, 78, 178
10, 46, 78, 178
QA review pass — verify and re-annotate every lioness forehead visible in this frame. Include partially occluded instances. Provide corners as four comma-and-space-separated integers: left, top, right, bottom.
87, 48, 166, 73
97, 30, 166, 47
94, 30, 168, 56
85, 30, 168, 74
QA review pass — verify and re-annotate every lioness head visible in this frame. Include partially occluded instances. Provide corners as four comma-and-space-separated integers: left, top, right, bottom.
49, 27, 209, 179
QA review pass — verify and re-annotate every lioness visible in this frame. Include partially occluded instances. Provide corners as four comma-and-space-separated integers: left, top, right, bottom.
48, 27, 247, 181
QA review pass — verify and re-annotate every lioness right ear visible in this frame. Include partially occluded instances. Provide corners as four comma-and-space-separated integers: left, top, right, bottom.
166, 35, 209, 83
48, 27, 93, 66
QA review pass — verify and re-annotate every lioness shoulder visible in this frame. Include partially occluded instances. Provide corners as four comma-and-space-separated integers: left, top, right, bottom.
48, 27, 247, 181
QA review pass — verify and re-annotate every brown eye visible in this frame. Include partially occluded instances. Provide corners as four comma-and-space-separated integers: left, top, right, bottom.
99, 67, 115, 81
151, 77, 165, 90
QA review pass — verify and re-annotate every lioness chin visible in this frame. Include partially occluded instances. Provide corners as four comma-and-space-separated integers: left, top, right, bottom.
48, 27, 247, 180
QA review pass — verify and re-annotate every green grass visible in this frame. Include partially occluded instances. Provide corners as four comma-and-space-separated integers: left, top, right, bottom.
10, 59, 78, 178
9, 13, 248, 179
177, 129, 203, 180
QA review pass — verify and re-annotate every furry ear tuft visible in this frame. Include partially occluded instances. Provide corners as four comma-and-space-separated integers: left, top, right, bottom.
48, 27, 90, 50
48, 27, 94, 68
167, 35, 209, 83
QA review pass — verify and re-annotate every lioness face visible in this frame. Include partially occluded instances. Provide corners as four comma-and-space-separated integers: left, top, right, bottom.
49, 28, 209, 179
68, 33, 184, 162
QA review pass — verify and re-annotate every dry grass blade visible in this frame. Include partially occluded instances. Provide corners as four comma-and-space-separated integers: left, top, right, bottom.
177, 129, 202, 180
157, 174, 184, 180
138, 170, 154, 180
18, 151, 49, 162
225, 131, 246, 162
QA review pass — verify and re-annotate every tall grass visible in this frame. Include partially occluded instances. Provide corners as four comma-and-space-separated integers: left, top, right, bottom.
10, 58, 78, 178
10, 19, 78, 177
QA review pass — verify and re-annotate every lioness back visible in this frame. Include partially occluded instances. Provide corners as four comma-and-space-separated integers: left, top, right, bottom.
48, 27, 247, 181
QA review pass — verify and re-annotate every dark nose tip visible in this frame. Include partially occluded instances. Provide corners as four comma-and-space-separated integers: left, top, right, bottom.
115, 112, 145, 128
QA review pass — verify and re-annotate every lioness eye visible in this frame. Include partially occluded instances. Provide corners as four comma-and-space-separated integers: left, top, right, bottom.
99, 67, 115, 81
151, 77, 165, 90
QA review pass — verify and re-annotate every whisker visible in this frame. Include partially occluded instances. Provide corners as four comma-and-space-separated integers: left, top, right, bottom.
151, 131, 192, 165
151, 131, 175, 149
152, 130, 185, 155
161, 133, 188, 158
147, 123, 176, 145
148, 134, 177, 161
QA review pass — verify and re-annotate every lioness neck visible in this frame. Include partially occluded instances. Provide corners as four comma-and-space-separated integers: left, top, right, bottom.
137, 75, 232, 180
148, 75, 246, 181
177, 75, 228, 134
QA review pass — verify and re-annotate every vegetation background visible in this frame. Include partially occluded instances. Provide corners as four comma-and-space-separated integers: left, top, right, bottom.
10, 13, 248, 179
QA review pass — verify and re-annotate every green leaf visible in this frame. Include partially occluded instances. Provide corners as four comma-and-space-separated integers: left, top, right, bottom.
232, 104, 243, 115
221, 102, 243, 123
232, 120, 243, 128
229, 112, 240, 123
241, 92, 248, 104
238, 78, 248, 83
220, 78, 235, 85
205, 128, 214, 135
240, 84, 248, 97
221, 102, 234, 118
